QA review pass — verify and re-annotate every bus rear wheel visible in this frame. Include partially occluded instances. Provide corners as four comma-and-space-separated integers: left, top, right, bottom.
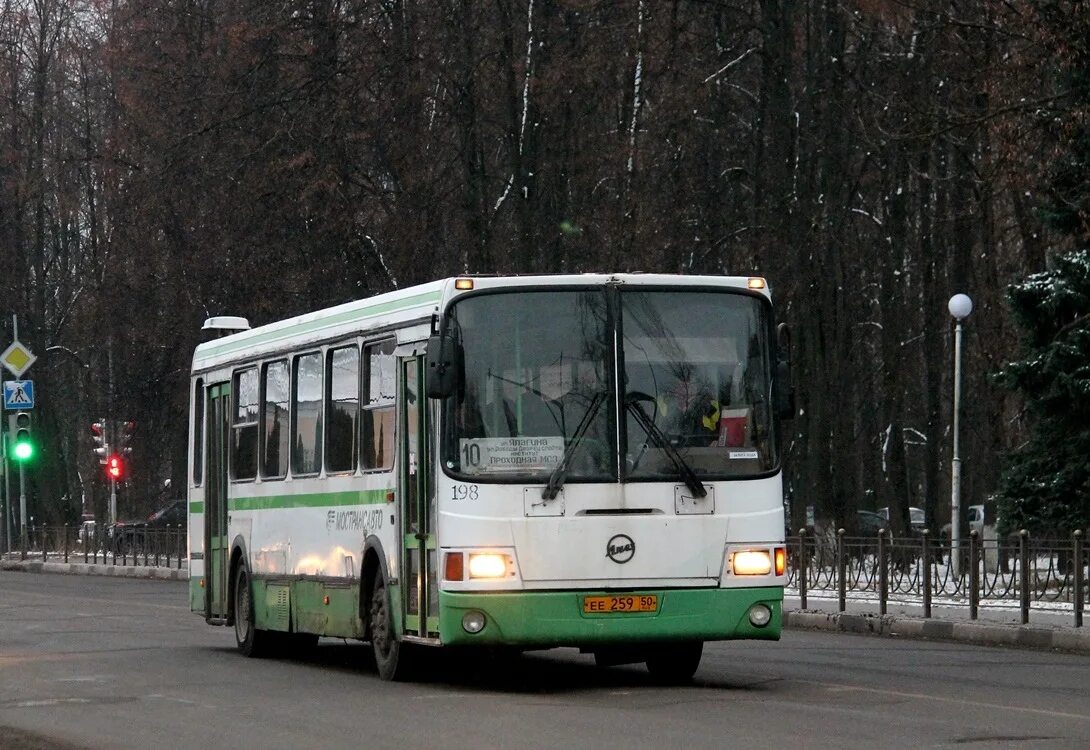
645, 641, 703, 683
369, 569, 412, 681
234, 566, 274, 658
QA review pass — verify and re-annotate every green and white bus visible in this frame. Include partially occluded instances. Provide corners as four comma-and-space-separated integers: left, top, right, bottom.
188, 274, 792, 680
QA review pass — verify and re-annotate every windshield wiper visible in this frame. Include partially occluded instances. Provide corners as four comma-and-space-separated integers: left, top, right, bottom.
541, 391, 606, 501
625, 393, 706, 499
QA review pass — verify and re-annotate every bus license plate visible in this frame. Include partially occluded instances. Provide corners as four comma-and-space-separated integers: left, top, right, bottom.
582, 594, 658, 614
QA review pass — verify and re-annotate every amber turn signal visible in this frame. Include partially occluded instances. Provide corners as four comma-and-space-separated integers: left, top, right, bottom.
444, 551, 464, 581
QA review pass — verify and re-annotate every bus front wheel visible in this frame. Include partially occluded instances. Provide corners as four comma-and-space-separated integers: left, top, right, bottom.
645, 641, 703, 683
369, 570, 412, 681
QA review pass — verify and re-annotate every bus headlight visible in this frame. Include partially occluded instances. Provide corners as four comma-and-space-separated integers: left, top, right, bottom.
468, 553, 508, 579
731, 550, 772, 576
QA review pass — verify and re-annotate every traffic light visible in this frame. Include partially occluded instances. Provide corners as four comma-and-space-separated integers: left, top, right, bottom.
119, 420, 136, 457
91, 420, 109, 465
9, 411, 33, 462
106, 453, 124, 481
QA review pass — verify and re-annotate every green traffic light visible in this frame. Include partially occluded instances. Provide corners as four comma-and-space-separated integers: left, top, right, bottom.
13, 440, 33, 461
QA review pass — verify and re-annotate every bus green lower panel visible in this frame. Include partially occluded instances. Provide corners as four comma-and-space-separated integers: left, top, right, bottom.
250, 578, 364, 638
438, 586, 782, 647
291, 580, 363, 637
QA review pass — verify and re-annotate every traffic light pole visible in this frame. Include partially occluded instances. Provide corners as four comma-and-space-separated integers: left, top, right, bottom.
110, 477, 117, 525
2, 433, 9, 555
19, 462, 26, 544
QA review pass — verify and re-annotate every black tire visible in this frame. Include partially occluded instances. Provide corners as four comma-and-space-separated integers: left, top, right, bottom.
645, 641, 703, 683
368, 569, 411, 681
234, 566, 274, 658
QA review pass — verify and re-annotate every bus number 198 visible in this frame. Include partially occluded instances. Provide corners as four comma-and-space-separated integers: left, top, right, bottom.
452, 484, 479, 501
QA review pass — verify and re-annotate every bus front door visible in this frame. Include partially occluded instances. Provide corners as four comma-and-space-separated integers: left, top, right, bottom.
398, 356, 438, 639
205, 382, 230, 621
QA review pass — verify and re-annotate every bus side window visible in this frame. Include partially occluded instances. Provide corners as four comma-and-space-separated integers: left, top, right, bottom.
232, 368, 259, 480
193, 378, 204, 486
326, 345, 360, 473
292, 352, 324, 475
261, 360, 290, 479
362, 340, 396, 471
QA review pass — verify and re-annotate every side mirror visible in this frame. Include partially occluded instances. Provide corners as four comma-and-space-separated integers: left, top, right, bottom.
426, 333, 461, 399
774, 323, 795, 420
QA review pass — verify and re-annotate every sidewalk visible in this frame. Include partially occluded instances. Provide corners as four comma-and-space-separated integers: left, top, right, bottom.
0, 557, 186, 581
2, 558, 1087, 655
784, 593, 1090, 655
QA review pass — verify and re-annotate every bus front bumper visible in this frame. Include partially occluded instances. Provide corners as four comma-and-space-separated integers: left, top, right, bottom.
438, 586, 782, 647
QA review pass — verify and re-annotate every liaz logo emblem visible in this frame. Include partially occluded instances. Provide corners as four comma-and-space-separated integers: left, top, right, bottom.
606, 534, 635, 564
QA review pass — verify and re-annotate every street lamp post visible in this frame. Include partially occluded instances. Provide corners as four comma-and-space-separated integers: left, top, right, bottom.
948, 293, 973, 577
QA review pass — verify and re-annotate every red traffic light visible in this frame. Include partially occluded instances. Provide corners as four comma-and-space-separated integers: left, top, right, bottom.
106, 454, 124, 480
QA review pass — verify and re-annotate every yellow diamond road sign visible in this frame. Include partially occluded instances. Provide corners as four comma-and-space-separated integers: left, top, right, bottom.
1, 340, 36, 378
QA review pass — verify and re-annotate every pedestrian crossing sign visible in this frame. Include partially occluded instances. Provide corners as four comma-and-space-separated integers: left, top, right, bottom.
3, 380, 34, 410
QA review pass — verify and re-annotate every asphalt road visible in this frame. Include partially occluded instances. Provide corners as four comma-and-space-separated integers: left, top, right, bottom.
1, 571, 1089, 750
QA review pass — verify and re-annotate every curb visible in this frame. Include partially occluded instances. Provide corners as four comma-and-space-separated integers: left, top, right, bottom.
784, 609, 1090, 655
0, 558, 187, 581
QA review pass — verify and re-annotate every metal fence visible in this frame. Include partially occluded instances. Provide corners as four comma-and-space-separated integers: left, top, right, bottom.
788, 528, 1086, 627
2, 524, 186, 569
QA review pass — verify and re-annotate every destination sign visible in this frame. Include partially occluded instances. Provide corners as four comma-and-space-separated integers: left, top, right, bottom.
459, 436, 565, 473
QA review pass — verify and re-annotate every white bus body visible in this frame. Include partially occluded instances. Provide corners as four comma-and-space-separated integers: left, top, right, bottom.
189, 275, 788, 680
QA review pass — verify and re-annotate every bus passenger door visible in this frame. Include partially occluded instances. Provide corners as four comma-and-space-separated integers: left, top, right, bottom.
205, 382, 231, 621
398, 356, 438, 638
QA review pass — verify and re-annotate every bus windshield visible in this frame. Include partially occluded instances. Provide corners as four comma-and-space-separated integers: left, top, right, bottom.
444, 290, 616, 481
443, 287, 776, 482
620, 290, 776, 480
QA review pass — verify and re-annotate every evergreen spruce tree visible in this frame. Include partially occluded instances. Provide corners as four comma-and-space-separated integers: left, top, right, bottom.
996, 252, 1090, 533
995, 1, 1090, 535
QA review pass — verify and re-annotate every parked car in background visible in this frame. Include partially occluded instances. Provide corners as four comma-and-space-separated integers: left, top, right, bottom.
855, 510, 887, 536
967, 504, 984, 534
878, 506, 926, 532
78, 518, 96, 545
940, 503, 986, 540
109, 499, 187, 554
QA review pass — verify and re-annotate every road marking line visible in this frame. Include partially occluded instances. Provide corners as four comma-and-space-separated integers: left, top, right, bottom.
797, 679, 1090, 722
0, 653, 80, 666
